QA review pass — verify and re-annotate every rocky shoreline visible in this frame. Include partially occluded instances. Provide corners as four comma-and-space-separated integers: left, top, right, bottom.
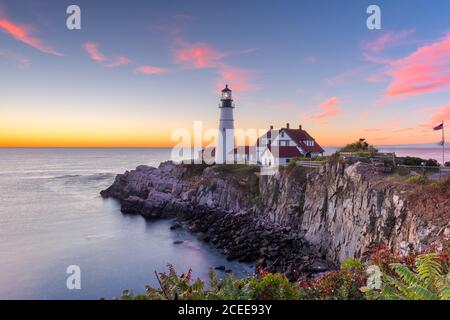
100, 160, 449, 279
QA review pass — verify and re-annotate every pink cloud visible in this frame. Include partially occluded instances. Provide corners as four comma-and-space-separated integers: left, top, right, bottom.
415, 103, 450, 132
365, 70, 389, 83
429, 103, 450, 124
0, 48, 29, 68
326, 31, 416, 87
362, 29, 415, 53
325, 65, 370, 86
307, 97, 341, 124
0, 17, 62, 56
173, 41, 257, 91
106, 55, 132, 67
174, 41, 226, 68
305, 55, 318, 64
83, 42, 105, 63
134, 65, 167, 75
386, 33, 450, 97
170, 37, 258, 92
82, 42, 131, 68
216, 68, 257, 92
172, 38, 257, 69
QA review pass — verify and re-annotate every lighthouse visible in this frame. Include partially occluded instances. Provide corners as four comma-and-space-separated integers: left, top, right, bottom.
215, 85, 235, 164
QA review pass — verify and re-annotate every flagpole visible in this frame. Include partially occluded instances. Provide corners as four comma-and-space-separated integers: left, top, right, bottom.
443, 120, 445, 169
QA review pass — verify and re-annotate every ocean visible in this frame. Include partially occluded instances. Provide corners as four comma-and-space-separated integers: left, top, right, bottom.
0, 148, 253, 300
0, 146, 447, 299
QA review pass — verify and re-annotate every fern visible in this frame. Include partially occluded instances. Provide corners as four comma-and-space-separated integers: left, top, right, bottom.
365, 253, 449, 300
415, 253, 442, 286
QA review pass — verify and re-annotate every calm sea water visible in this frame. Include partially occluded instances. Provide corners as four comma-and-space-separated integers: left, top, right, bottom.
0, 148, 253, 300
0, 146, 447, 300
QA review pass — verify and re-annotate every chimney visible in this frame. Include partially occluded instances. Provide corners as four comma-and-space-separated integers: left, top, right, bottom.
299, 124, 302, 130
286, 123, 290, 129
270, 125, 273, 130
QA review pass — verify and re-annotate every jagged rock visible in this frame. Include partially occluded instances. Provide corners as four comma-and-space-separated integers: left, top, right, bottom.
121, 196, 145, 214
198, 233, 210, 242
170, 222, 182, 230
101, 160, 449, 279
215, 265, 226, 271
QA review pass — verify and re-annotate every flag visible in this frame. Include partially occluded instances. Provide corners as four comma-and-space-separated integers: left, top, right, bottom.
433, 122, 443, 130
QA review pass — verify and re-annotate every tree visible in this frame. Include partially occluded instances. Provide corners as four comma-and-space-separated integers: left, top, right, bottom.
339, 138, 378, 154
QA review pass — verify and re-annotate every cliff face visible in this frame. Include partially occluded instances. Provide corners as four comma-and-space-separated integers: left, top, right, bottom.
101, 160, 449, 269
296, 162, 448, 263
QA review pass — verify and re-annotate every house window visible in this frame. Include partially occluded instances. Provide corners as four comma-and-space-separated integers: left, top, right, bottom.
286, 159, 290, 163
280, 132, 285, 137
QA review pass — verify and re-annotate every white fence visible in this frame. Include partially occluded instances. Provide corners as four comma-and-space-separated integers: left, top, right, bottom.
295, 160, 325, 168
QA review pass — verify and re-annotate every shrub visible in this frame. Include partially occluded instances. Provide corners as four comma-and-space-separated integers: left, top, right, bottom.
363, 253, 450, 300
298, 270, 366, 300
397, 156, 440, 167
145, 264, 206, 300
292, 156, 327, 162
206, 270, 253, 300
248, 272, 299, 300
118, 248, 448, 300
394, 166, 411, 176
406, 175, 429, 185
341, 258, 365, 273
297, 259, 366, 300
425, 158, 440, 167
339, 138, 378, 154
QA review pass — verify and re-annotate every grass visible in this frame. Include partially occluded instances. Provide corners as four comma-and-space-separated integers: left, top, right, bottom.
292, 156, 328, 162
180, 162, 212, 177
406, 175, 430, 185
214, 164, 260, 176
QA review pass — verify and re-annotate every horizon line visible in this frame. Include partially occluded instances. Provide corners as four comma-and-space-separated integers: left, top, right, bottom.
0, 142, 445, 149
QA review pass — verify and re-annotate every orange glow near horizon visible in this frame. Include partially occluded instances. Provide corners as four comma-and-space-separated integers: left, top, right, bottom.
0, 104, 444, 148
0, 123, 444, 148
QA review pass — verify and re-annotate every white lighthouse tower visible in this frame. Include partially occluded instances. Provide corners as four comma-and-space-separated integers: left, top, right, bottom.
215, 85, 235, 164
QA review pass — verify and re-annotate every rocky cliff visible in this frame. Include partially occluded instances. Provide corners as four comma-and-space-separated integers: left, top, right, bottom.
268, 161, 449, 263
101, 160, 449, 277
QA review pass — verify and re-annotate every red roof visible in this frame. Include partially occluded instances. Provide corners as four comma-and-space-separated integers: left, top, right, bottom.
257, 127, 324, 154
267, 146, 302, 158
283, 128, 325, 154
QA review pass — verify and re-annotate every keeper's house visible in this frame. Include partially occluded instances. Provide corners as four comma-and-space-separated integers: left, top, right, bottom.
257, 123, 325, 166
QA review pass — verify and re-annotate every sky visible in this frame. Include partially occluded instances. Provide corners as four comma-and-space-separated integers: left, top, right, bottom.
0, 0, 449, 147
